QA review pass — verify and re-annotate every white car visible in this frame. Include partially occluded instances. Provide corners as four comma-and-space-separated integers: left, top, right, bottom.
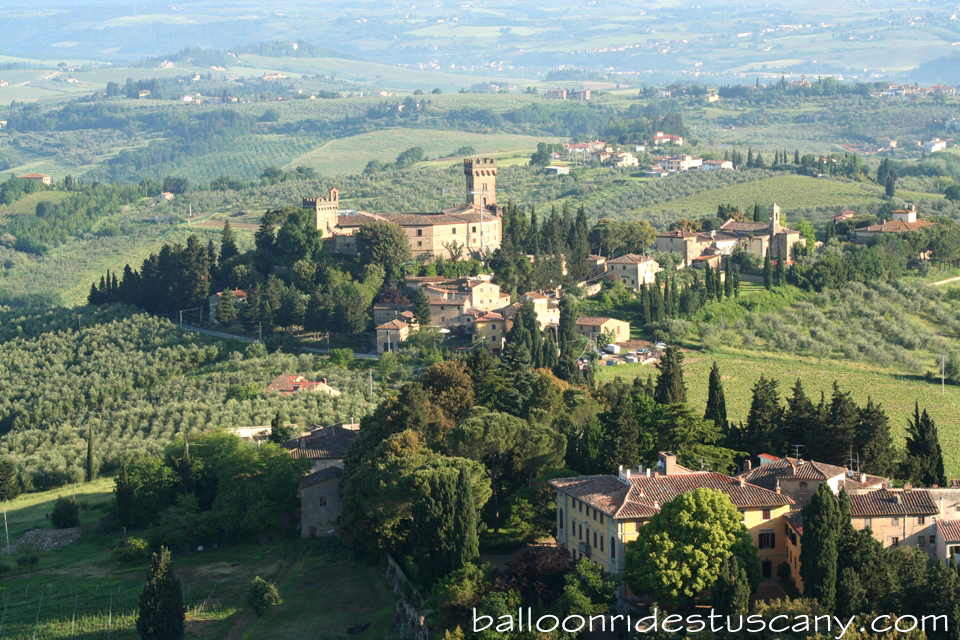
655, 342, 668, 349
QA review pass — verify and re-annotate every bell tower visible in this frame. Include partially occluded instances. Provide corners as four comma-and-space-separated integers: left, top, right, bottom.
463, 158, 497, 209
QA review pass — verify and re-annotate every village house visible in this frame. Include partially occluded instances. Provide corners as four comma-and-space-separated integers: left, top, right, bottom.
545, 88, 568, 99
549, 452, 795, 598
472, 311, 508, 351
564, 140, 605, 154
653, 131, 683, 146
208, 288, 248, 323
936, 519, 960, 564
602, 152, 639, 168
303, 158, 503, 260
138, 89, 151, 99
376, 318, 416, 354
265, 374, 341, 397
604, 254, 660, 289
545, 165, 570, 175
284, 424, 357, 472
737, 455, 886, 507
849, 489, 940, 551
923, 138, 948, 154
850, 205, 934, 244
642, 166, 670, 178
702, 159, 734, 171
574, 316, 630, 344
657, 155, 702, 172
18, 173, 52, 185
298, 467, 344, 538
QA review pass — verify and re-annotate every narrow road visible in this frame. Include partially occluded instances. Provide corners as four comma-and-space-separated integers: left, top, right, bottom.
177, 323, 380, 359
929, 275, 960, 287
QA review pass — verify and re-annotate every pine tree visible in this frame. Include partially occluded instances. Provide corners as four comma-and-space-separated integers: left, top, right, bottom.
712, 555, 750, 616
602, 390, 641, 471
137, 547, 185, 640
746, 148, 754, 168
451, 464, 479, 570
794, 149, 800, 164
0, 457, 20, 502
783, 379, 816, 459
801, 483, 841, 613
855, 398, 896, 478
885, 175, 896, 198
215, 289, 237, 323
115, 462, 135, 528
654, 346, 687, 405
903, 403, 947, 487
219, 220, 239, 269
824, 382, 859, 467
704, 361, 727, 428
745, 376, 784, 456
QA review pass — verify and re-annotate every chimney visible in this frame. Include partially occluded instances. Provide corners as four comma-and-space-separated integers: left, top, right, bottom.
658, 452, 677, 476
646, 469, 652, 478
739, 476, 746, 488
653, 501, 660, 510
903, 483, 912, 492
775, 479, 781, 494
742, 459, 753, 473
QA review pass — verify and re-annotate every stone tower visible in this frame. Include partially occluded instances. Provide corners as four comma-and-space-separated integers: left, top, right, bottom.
463, 158, 497, 209
302, 188, 340, 238
768, 202, 782, 236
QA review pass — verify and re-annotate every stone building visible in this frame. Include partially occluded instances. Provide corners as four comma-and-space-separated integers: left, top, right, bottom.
302, 158, 503, 260
604, 254, 660, 289
298, 466, 343, 538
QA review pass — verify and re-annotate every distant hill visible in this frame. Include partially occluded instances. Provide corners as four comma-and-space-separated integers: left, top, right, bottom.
910, 52, 960, 85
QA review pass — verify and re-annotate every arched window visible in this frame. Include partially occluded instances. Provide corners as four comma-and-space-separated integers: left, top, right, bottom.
799, 481, 808, 491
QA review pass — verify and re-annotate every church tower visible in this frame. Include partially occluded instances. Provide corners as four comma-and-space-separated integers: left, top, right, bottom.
463, 158, 497, 209
302, 188, 340, 238
768, 202, 782, 236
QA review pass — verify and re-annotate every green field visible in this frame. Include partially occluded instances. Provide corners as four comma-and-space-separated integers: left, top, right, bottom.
0, 191, 71, 225
597, 347, 960, 477
287, 128, 562, 176
0, 480, 397, 639
650, 174, 888, 218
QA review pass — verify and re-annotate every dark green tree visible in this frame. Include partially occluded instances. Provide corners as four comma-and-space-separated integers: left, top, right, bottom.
654, 345, 686, 405
215, 289, 237, 323
451, 464, 480, 570
411, 470, 459, 587
783, 379, 816, 459
355, 220, 411, 282
115, 462, 136, 528
800, 484, 842, 613
412, 287, 432, 326
218, 220, 239, 269
745, 376, 784, 456
269, 410, 293, 444
763, 250, 773, 290
712, 555, 750, 616
704, 361, 727, 428
902, 403, 947, 487
823, 382, 859, 467
855, 398, 897, 478
137, 547, 185, 640
86, 424, 97, 483
0, 457, 20, 502
835, 567, 866, 619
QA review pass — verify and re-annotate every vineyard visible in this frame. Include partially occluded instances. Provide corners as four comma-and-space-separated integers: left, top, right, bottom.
0, 192, 71, 226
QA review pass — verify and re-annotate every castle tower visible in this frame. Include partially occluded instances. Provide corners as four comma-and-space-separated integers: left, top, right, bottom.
302, 188, 339, 238
768, 202, 782, 236
463, 158, 497, 209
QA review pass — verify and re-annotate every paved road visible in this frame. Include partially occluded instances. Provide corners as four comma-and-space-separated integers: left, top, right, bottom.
177, 323, 380, 359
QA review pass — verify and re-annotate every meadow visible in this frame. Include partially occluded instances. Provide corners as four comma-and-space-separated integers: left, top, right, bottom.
0, 479, 395, 640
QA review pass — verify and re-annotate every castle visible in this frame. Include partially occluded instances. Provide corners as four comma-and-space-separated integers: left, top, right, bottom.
302, 158, 503, 260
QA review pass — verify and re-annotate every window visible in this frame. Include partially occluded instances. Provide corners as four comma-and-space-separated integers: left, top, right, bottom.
472, 226, 477, 232
417, 241, 422, 247
799, 482, 808, 491
762, 509, 772, 520
559, 509, 563, 529
892, 517, 900, 526
918, 536, 927, 546
931, 534, 937, 546
571, 517, 575, 531
318, 496, 327, 507
417, 229, 422, 236
578, 501, 583, 513
919, 516, 926, 525
891, 537, 900, 547
593, 509, 597, 521
593, 531, 597, 548
759, 532, 776, 549
762, 560, 773, 579
611, 540, 616, 559
579, 523, 582, 540
452, 228, 457, 234
864, 518, 873, 529
599, 514, 604, 525
600, 535, 604, 552
492, 324, 497, 330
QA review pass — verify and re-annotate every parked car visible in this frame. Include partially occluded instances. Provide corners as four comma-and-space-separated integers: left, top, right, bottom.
655, 342, 668, 349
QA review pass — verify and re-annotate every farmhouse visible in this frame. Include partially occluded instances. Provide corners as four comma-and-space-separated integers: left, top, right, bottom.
702, 159, 734, 170
923, 138, 948, 154
18, 173, 52, 185
208, 288, 248, 323
653, 131, 683, 146
604, 254, 660, 289
266, 374, 341, 397
574, 316, 630, 343
850, 206, 934, 244
376, 318, 415, 354
303, 158, 503, 260
299, 467, 344, 538
657, 155, 702, 172
284, 424, 357, 472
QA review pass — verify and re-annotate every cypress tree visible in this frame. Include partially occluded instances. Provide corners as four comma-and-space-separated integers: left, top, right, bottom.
794, 150, 800, 164
0, 457, 20, 502
774, 257, 785, 287
903, 403, 947, 487
654, 346, 687, 405
115, 462, 135, 528
835, 567, 866, 619
712, 555, 750, 616
86, 424, 96, 482
452, 464, 479, 570
137, 547, 185, 640
745, 376, 784, 456
783, 379, 816, 459
724, 260, 733, 298
855, 398, 896, 478
411, 470, 458, 587
412, 287, 432, 326
602, 390, 641, 471
558, 296, 578, 357
763, 250, 773, 290
704, 361, 727, 428
801, 484, 841, 613
219, 220, 239, 268
824, 382, 859, 467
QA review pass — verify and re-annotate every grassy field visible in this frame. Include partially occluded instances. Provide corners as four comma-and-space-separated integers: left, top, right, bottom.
650, 174, 888, 218
0, 480, 397, 640
287, 128, 562, 176
597, 347, 960, 477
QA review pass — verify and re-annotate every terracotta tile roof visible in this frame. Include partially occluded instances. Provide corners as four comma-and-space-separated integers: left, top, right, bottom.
284, 425, 357, 460
937, 520, 960, 543
377, 319, 409, 330
550, 471, 793, 519
18, 173, 50, 179
737, 457, 856, 490
856, 219, 934, 233
298, 466, 343, 491
786, 508, 804, 534
720, 220, 768, 232
657, 229, 697, 238
265, 374, 340, 397
608, 253, 654, 265
474, 311, 504, 322
405, 276, 448, 284
849, 489, 938, 517
575, 316, 618, 327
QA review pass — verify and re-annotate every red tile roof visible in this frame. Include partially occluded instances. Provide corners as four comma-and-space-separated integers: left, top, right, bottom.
575, 316, 619, 327
937, 519, 960, 543
285, 425, 357, 460
608, 253, 654, 265
265, 374, 339, 396
849, 489, 938, 517
549, 471, 793, 519
855, 219, 934, 233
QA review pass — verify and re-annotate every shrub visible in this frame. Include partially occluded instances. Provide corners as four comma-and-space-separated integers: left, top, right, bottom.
246, 576, 282, 616
329, 348, 354, 368
115, 537, 151, 564
50, 496, 80, 529
16, 555, 39, 571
